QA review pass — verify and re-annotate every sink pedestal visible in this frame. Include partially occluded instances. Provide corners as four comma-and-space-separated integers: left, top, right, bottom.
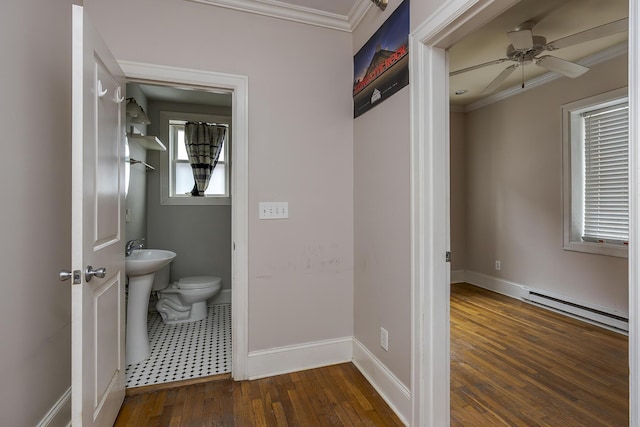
126, 272, 156, 365
125, 249, 176, 366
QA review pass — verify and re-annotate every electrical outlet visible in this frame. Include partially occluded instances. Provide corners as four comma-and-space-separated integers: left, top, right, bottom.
380, 327, 389, 351
495, 260, 501, 271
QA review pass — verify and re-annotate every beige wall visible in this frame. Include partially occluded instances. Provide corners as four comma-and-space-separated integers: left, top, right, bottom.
353, 0, 413, 387
0, 0, 74, 424
86, 0, 355, 351
463, 54, 629, 313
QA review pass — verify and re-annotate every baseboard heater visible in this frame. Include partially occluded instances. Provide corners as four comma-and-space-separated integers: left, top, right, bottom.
526, 290, 628, 333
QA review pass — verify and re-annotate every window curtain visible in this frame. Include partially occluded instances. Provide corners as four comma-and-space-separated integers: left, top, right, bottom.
183, 122, 227, 196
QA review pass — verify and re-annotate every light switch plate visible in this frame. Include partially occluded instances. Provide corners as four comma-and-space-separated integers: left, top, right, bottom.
259, 202, 289, 219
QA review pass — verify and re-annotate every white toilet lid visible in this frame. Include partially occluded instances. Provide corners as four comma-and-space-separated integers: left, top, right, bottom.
177, 275, 221, 290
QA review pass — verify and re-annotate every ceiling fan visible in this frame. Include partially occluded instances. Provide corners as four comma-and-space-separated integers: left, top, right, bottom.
450, 17, 628, 95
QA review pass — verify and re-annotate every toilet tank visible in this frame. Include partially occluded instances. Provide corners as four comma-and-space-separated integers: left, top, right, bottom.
151, 264, 171, 291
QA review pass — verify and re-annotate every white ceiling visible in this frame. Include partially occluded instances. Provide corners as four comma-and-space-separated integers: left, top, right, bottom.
449, 0, 628, 108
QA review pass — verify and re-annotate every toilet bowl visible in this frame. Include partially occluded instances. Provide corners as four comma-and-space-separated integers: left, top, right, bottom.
156, 276, 221, 324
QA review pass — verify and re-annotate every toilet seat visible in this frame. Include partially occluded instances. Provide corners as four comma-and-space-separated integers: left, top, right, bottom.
176, 275, 221, 290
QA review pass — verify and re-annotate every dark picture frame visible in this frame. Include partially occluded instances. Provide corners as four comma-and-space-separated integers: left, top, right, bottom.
353, 0, 409, 118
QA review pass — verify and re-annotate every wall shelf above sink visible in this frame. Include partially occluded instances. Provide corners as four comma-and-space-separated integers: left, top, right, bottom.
127, 133, 166, 151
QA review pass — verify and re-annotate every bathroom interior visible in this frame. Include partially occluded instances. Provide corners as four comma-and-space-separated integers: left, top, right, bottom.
124, 81, 233, 389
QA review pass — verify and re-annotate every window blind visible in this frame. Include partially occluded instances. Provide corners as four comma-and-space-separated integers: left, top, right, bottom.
582, 102, 629, 245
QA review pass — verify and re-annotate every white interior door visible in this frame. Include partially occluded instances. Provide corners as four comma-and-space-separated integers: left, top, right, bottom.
71, 5, 126, 426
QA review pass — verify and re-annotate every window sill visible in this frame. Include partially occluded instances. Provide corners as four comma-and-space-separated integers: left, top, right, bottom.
161, 195, 231, 206
563, 241, 628, 258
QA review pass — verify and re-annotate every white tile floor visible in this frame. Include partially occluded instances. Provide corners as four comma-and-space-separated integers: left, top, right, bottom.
125, 303, 231, 388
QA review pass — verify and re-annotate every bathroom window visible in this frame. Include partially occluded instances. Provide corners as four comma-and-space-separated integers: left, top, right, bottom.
562, 87, 628, 257
159, 111, 231, 205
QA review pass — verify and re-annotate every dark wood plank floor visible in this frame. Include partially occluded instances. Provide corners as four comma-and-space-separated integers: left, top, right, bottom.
115, 362, 405, 426
116, 283, 629, 426
451, 283, 629, 426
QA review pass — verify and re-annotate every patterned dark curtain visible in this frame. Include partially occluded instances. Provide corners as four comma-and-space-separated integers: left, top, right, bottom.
183, 122, 227, 196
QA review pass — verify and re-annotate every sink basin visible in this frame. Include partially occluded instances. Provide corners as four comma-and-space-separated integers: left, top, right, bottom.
125, 249, 176, 277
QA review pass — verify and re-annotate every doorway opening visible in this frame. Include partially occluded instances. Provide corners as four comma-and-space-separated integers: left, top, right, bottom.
446, 0, 630, 422
124, 81, 234, 389
120, 62, 249, 387
410, 0, 637, 424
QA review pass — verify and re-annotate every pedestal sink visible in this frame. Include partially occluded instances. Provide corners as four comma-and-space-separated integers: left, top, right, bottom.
125, 249, 176, 365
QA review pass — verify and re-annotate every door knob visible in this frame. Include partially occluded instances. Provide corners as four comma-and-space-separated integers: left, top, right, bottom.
85, 266, 107, 282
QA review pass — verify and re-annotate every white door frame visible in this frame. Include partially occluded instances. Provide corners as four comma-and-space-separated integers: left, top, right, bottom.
118, 61, 250, 380
409, 0, 639, 425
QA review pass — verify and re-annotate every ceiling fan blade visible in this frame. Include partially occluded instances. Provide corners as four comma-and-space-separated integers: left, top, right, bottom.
546, 17, 628, 51
481, 64, 517, 94
449, 58, 508, 76
508, 29, 534, 50
536, 55, 589, 78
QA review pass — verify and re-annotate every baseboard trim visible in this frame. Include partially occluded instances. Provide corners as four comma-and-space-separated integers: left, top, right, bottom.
247, 337, 353, 380
451, 269, 465, 283
463, 270, 529, 299
461, 270, 628, 333
352, 339, 411, 426
208, 288, 231, 306
36, 387, 71, 427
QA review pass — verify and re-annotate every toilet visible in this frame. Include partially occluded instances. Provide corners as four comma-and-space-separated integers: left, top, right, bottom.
155, 274, 221, 325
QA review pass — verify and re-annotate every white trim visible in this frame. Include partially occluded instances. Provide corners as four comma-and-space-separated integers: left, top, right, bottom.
629, 0, 640, 423
158, 111, 232, 206
464, 270, 528, 299
410, 1, 520, 425
184, 0, 360, 32
352, 339, 411, 426
208, 288, 231, 305
36, 387, 71, 427
246, 337, 352, 379
119, 60, 250, 380
562, 87, 629, 258
465, 42, 629, 112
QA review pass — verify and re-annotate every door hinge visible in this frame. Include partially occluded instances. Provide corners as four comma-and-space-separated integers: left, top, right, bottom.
445, 251, 451, 263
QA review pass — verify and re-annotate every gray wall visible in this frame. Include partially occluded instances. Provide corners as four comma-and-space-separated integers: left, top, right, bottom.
125, 83, 149, 242
0, 0, 74, 424
146, 101, 233, 290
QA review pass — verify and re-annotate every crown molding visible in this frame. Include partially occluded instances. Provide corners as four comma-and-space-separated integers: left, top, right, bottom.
349, 0, 374, 31
186, 0, 373, 32
464, 41, 628, 112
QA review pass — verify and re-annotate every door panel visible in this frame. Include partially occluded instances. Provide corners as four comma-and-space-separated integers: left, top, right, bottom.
72, 5, 126, 426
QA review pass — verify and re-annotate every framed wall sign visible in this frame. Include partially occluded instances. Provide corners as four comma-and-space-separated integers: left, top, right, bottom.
353, 0, 409, 118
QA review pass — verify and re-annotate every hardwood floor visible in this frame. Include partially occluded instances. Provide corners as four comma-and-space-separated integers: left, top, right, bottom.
115, 362, 405, 426
116, 283, 628, 426
451, 283, 629, 426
